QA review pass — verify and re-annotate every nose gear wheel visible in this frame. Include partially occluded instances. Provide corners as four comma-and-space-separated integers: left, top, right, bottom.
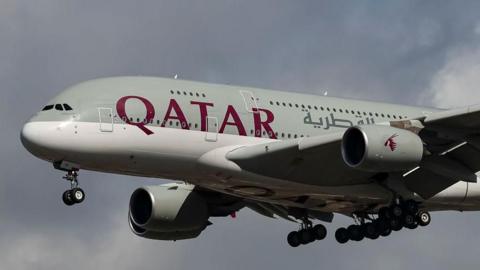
61, 170, 85, 206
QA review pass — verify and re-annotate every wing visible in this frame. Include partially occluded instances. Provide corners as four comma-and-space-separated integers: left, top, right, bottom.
403, 104, 480, 198
226, 132, 377, 187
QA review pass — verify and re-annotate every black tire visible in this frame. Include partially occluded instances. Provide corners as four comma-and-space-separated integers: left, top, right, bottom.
390, 205, 403, 218
403, 214, 416, 227
299, 229, 315, 244
375, 218, 390, 233
71, 188, 85, 204
364, 223, 379, 240
335, 228, 349, 244
378, 207, 391, 219
347, 225, 364, 241
390, 218, 403, 231
380, 227, 392, 237
403, 199, 418, 214
312, 224, 327, 240
405, 222, 418, 230
287, 231, 301, 247
417, 211, 431, 226
62, 190, 74, 206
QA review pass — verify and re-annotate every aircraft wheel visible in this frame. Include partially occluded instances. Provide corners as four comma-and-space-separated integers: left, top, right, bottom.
287, 231, 301, 247
71, 188, 85, 204
299, 229, 315, 244
375, 218, 389, 233
62, 190, 74, 206
312, 224, 327, 240
380, 227, 392, 237
417, 211, 431, 226
390, 218, 403, 231
364, 223, 379, 240
403, 213, 416, 228
403, 199, 418, 214
347, 225, 363, 241
378, 207, 391, 220
405, 222, 418, 230
390, 204, 403, 218
335, 228, 349, 244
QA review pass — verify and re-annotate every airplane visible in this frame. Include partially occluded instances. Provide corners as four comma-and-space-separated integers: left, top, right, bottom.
20, 76, 480, 247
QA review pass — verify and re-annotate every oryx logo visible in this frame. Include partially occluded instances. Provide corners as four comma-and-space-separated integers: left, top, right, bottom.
384, 134, 398, 151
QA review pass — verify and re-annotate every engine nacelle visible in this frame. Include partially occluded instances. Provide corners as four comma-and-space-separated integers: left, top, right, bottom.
129, 183, 209, 233
341, 125, 423, 172
128, 214, 203, 241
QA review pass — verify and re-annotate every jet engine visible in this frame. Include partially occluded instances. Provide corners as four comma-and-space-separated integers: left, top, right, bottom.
341, 125, 424, 172
128, 183, 209, 240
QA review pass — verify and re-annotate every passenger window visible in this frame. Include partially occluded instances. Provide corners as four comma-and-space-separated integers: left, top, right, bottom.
63, 104, 73, 111
42, 105, 54, 111
55, 104, 64, 111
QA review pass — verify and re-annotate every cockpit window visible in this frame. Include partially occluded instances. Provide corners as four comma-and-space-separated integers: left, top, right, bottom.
42, 103, 73, 112
63, 104, 73, 111
42, 105, 54, 111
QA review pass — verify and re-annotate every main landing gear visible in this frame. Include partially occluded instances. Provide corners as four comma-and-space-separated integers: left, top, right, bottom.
61, 170, 85, 206
287, 219, 327, 247
334, 199, 431, 244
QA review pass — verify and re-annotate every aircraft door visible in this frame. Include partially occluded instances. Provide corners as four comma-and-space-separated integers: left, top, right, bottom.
239, 90, 259, 113
205, 116, 218, 142
98, 107, 114, 132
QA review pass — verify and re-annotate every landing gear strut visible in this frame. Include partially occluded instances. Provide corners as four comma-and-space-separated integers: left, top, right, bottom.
334, 199, 431, 244
61, 170, 85, 206
287, 218, 327, 247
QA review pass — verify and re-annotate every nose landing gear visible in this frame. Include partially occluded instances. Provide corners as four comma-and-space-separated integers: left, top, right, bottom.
61, 170, 85, 206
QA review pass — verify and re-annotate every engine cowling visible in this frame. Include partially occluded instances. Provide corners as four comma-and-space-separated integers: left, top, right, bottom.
341, 125, 424, 172
128, 214, 203, 240
129, 183, 209, 234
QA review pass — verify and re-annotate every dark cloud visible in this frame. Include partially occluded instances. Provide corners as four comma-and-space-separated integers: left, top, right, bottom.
2, 1, 480, 269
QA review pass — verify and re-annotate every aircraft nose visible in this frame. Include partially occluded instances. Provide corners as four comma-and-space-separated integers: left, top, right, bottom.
20, 121, 56, 160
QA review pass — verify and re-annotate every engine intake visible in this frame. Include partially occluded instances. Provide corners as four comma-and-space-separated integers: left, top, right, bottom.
341, 125, 424, 172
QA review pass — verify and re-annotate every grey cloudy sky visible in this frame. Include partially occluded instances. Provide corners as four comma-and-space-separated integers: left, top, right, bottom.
2, 0, 480, 269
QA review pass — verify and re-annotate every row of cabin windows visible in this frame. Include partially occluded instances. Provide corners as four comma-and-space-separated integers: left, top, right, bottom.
170, 90, 206, 98
42, 104, 73, 111
125, 117, 308, 139
268, 101, 407, 119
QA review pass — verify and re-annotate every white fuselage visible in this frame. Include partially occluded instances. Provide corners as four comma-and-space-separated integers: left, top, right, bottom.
20, 77, 480, 214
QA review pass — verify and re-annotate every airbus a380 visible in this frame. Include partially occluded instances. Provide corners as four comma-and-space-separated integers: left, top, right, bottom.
21, 77, 480, 246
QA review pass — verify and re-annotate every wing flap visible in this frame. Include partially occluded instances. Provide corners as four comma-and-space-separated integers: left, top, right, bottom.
405, 105, 480, 198
404, 167, 459, 199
